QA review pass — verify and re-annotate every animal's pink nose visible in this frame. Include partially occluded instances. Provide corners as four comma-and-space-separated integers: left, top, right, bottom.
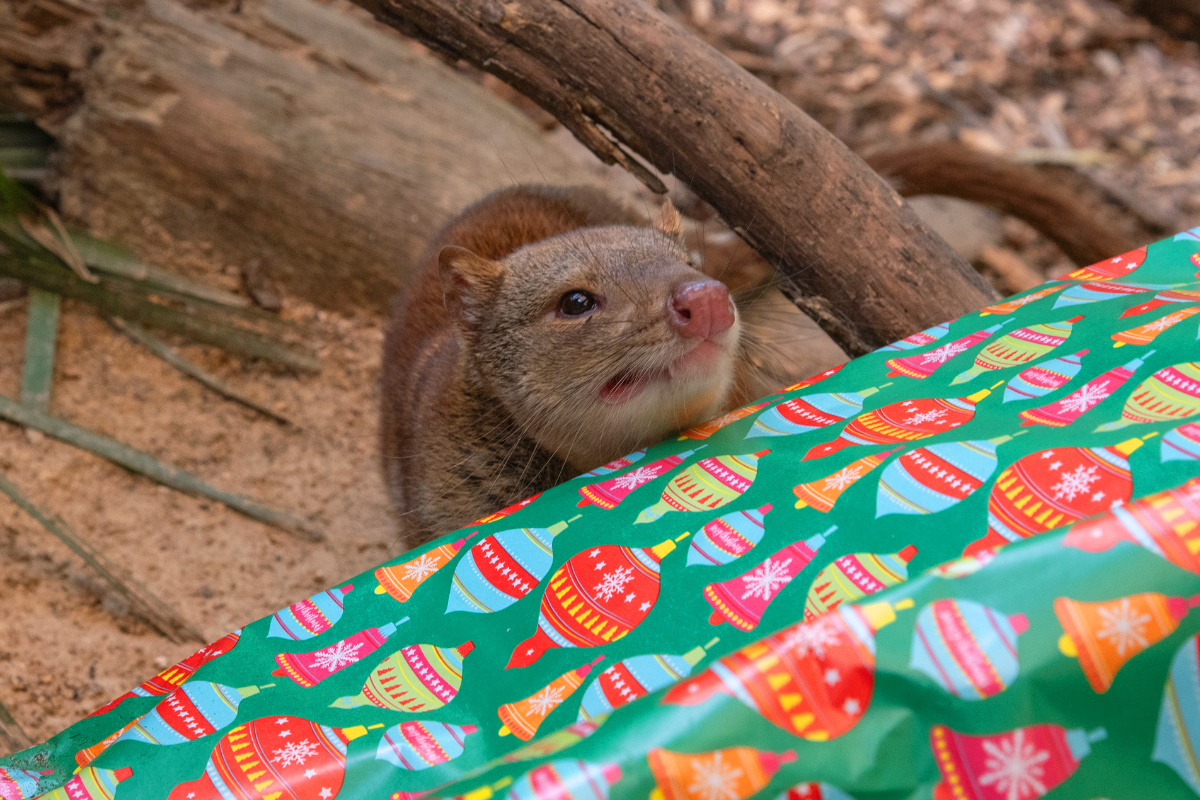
667, 280, 735, 340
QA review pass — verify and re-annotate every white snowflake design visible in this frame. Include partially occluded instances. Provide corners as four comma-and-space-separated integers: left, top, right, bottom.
611, 466, 662, 492
1145, 313, 1186, 332
403, 553, 440, 583
1057, 380, 1111, 415
1095, 597, 1152, 656
783, 618, 842, 659
919, 342, 969, 366
272, 739, 319, 768
310, 639, 365, 673
1051, 464, 1100, 502
523, 684, 566, 717
685, 752, 745, 800
903, 408, 948, 426
978, 729, 1050, 800
740, 557, 794, 601
823, 466, 863, 491
593, 566, 635, 601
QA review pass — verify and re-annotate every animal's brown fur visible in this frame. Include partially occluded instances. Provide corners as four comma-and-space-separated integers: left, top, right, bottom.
380, 185, 740, 546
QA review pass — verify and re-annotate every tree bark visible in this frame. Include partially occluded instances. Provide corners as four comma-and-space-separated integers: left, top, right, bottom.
354, 0, 999, 353
864, 142, 1142, 268
0, 0, 605, 314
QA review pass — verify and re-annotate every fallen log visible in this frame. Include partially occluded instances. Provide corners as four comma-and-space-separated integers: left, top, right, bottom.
864, 142, 1140, 267
357, 0, 999, 353
0, 0, 605, 314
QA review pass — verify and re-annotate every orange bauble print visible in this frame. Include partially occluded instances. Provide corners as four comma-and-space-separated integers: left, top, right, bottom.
1055, 592, 1200, 693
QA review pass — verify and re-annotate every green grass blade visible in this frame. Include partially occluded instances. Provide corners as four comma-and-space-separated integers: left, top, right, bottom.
0, 394, 323, 541
20, 288, 60, 413
110, 317, 298, 427
0, 244, 319, 371
0, 471, 206, 644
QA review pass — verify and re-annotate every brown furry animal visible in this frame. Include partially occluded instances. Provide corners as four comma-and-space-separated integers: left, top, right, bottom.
380, 185, 742, 547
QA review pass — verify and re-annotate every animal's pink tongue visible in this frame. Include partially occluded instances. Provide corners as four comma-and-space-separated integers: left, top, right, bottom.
600, 370, 658, 405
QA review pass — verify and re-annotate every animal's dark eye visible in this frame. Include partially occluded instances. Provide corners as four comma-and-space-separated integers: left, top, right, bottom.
558, 290, 597, 317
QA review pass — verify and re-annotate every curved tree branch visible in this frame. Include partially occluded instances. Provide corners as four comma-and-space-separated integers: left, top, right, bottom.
355, 0, 999, 353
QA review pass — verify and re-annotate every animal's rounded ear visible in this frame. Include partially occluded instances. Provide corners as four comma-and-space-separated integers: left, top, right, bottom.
439, 245, 506, 330
652, 197, 684, 244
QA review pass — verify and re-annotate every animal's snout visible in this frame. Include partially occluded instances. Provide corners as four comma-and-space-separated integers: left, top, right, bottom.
667, 279, 735, 340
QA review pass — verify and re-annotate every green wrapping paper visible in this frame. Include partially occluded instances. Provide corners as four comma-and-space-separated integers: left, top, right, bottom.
7, 230, 1200, 800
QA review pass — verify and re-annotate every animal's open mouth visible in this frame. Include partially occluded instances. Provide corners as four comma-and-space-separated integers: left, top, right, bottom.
599, 367, 666, 405
599, 341, 729, 405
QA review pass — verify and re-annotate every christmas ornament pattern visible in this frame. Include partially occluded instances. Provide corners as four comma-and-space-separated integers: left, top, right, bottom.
1163, 421, 1200, 462
1052, 280, 1154, 309
875, 321, 951, 351
664, 601, 911, 740
686, 504, 772, 567
1095, 361, 1200, 432
572, 449, 646, 480
804, 546, 917, 621
1002, 350, 1088, 403
1063, 477, 1200, 573
885, 321, 1010, 380
1154, 634, 1200, 794
930, 724, 1106, 800
1064, 245, 1147, 281
473, 494, 543, 525
966, 437, 1147, 556
792, 449, 898, 513
1, 768, 49, 800
703, 526, 836, 631
1056, 592, 1200, 693
777, 364, 844, 391
34, 767, 132, 800
680, 404, 767, 441
577, 640, 719, 723
772, 785, 853, 800
330, 641, 474, 711
910, 599, 1029, 700
17, 226, 1200, 800
86, 629, 242, 717
375, 722, 477, 771
577, 449, 703, 511
875, 435, 1016, 518
506, 537, 686, 669
502, 760, 622, 800
375, 537, 476, 604
745, 385, 887, 439
951, 316, 1082, 385
447, 517, 582, 614
269, 585, 354, 641
164, 716, 376, 800
273, 620, 409, 688
1018, 352, 1152, 428
635, 450, 769, 524
646, 747, 795, 800
978, 284, 1065, 315
497, 657, 603, 740
802, 386, 997, 461
1120, 289, 1200, 318
74, 681, 270, 768
1112, 306, 1200, 346
494, 720, 605, 765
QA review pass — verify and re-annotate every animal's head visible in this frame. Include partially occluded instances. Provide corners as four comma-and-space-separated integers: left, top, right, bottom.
438, 199, 741, 469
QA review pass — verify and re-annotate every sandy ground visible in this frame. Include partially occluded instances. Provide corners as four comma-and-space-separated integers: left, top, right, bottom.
0, 294, 400, 748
